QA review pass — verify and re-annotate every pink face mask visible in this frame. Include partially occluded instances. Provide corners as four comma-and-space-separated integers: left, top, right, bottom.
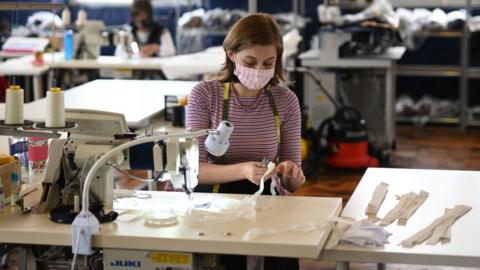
234, 62, 275, 90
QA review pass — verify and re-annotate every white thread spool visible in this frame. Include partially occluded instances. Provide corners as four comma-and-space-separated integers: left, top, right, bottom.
46, 87, 65, 127
62, 7, 71, 27
76, 9, 87, 28
4, 85, 24, 125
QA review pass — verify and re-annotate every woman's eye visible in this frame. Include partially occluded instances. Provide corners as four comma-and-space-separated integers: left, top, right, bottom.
245, 62, 255, 67
264, 63, 274, 68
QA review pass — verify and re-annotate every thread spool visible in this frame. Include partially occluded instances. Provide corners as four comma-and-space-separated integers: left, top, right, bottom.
46, 87, 65, 128
76, 9, 87, 28
62, 7, 71, 27
5, 85, 24, 125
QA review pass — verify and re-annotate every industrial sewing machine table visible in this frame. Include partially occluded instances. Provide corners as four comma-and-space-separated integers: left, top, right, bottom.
0, 190, 341, 267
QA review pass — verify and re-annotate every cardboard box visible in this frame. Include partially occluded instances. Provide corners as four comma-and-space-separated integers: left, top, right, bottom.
0, 160, 19, 199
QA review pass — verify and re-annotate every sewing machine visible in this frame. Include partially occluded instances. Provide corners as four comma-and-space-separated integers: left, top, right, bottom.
19, 108, 219, 218
18, 108, 233, 227
75, 20, 105, 59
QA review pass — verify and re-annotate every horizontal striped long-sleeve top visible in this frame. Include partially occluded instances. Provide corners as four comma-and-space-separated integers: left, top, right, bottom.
186, 80, 301, 168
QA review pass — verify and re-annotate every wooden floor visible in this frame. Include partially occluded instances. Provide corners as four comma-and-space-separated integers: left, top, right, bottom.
296, 125, 480, 270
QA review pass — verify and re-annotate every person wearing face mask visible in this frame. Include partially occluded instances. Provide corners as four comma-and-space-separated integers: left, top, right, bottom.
129, 0, 175, 57
185, 13, 304, 270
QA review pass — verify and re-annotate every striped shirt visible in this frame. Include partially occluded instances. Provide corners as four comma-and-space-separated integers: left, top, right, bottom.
186, 80, 301, 168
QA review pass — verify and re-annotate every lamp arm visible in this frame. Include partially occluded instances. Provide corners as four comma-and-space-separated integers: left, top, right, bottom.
80, 129, 214, 214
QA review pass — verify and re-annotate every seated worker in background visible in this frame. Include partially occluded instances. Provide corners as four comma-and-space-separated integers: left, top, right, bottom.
130, 0, 175, 57
186, 13, 305, 270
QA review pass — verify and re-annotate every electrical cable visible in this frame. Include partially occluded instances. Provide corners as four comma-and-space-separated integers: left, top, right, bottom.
106, 163, 166, 183
70, 229, 81, 270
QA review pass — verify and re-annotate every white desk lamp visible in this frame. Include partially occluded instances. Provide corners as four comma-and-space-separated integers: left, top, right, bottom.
72, 120, 233, 255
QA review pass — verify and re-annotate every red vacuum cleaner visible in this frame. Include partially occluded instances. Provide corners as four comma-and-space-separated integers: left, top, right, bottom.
300, 68, 379, 169
318, 107, 379, 169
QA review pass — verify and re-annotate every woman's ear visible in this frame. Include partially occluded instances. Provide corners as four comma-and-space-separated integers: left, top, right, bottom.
226, 50, 235, 63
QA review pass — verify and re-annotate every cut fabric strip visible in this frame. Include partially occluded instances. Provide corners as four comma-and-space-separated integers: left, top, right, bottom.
379, 190, 429, 227
379, 192, 416, 226
398, 190, 429, 225
365, 182, 389, 222
401, 205, 471, 248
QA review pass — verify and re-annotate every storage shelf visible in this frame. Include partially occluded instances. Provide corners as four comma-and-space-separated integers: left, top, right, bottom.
418, 31, 463, 38
467, 119, 480, 126
396, 116, 460, 125
397, 65, 461, 77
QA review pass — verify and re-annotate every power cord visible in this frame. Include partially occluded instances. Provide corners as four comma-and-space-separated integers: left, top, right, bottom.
70, 229, 82, 270
106, 163, 166, 183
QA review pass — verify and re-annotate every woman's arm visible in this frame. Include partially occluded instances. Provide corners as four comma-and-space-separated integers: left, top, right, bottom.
198, 162, 267, 185
277, 90, 305, 193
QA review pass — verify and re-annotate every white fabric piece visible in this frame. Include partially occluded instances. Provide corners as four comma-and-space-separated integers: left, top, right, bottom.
426, 8, 448, 30
379, 192, 416, 226
401, 205, 472, 248
340, 219, 391, 247
342, 0, 399, 28
426, 208, 465, 245
252, 162, 276, 199
326, 216, 356, 248
243, 222, 326, 241
365, 182, 389, 221
398, 190, 429, 225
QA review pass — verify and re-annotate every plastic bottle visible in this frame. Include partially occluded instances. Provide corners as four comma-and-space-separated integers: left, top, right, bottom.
0, 178, 4, 213
10, 172, 19, 209
64, 29, 74, 61
28, 137, 49, 183
9, 136, 29, 184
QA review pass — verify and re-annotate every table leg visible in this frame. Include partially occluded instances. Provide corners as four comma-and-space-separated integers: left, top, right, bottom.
385, 63, 396, 149
24, 76, 31, 102
17, 246, 37, 270
377, 263, 387, 270
147, 170, 155, 191
336, 261, 350, 270
33, 75, 43, 100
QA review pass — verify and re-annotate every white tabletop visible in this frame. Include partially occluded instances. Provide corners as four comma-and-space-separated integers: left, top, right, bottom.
0, 49, 225, 80
0, 79, 196, 128
0, 191, 342, 258
0, 56, 49, 76
0, 51, 32, 60
299, 47, 405, 68
321, 167, 480, 267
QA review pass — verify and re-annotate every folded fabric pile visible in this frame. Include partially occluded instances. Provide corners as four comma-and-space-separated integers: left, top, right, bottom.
340, 219, 391, 247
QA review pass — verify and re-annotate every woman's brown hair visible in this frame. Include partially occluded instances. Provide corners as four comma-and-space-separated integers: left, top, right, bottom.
218, 13, 285, 86
131, 0, 154, 23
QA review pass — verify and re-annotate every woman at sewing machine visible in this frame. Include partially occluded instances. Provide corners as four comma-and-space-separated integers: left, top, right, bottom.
129, 0, 175, 57
186, 13, 305, 270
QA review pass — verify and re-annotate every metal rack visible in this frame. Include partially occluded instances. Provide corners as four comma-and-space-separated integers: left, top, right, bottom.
327, 0, 477, 129
395, 0, 475, 129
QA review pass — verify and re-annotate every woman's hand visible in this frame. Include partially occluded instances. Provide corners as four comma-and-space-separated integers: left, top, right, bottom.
275, 161, 305, 191
239, 162, 268, 185
140, 44, 160, 57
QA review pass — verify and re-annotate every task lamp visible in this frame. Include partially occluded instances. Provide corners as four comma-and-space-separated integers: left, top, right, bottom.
72, 121, 233, 255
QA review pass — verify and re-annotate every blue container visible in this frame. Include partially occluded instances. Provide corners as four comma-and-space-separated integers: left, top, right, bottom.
64, 29, 74, 60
